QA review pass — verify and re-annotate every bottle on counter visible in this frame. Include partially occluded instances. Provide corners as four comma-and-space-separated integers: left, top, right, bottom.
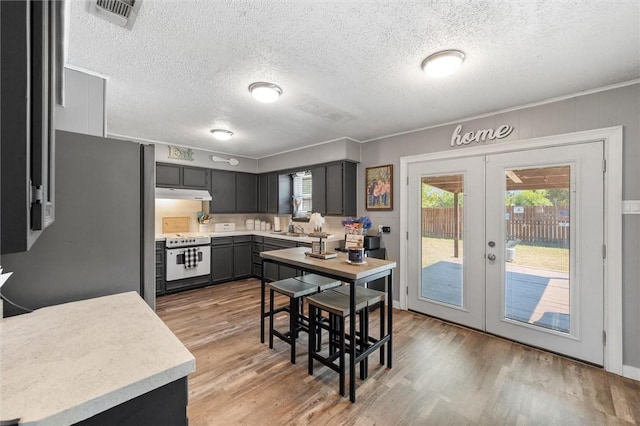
288, 219, 294, 233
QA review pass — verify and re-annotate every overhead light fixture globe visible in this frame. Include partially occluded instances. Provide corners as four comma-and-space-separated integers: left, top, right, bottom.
421, 50, 465, 77
210, 129, 233, 141
248, 82, 283, 103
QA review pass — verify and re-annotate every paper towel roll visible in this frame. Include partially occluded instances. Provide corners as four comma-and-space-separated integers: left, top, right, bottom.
273, 216, 281, 232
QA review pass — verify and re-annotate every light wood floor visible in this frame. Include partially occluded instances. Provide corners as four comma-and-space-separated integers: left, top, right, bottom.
156, 279, 640, 425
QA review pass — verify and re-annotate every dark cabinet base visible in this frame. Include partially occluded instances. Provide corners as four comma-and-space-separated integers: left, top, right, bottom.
76, 377, 188, 426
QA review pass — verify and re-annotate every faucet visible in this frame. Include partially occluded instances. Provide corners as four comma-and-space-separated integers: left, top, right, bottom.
294, 225, 305, 234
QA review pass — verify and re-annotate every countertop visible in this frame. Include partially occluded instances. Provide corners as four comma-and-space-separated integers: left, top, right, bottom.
0, 292, 195, 425
260, 246, 396, 281
155, 230, 343, 245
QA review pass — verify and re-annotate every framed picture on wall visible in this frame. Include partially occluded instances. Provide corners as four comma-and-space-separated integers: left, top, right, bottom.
365, 164, 393, 211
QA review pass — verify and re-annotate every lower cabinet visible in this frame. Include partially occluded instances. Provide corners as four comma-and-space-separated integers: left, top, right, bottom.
233, 236, 253, 279
261, 237, 299, 281
155, 241, 166, 296
78, 377, 188, 426
211, 237, 234, 284
211, 235, 253, 284
252, 236, 264, 278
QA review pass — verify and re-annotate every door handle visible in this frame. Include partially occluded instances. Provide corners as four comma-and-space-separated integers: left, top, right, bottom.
487, 253, 496, 261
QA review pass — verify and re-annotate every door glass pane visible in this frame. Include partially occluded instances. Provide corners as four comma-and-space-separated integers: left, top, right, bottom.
420, 174, 464, 307
503, 166, 571, 333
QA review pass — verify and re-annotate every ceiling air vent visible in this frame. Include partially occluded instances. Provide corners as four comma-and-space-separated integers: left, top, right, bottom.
87, 0, 142, 30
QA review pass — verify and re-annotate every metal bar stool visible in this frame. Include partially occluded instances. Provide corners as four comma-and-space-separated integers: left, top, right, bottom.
306, 287, 385, 397
267, 275, 341, 364
333, 285, 386, 375
294, 273, 343, 292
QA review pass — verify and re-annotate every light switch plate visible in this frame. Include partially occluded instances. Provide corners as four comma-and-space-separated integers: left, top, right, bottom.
622, 200, 640, 214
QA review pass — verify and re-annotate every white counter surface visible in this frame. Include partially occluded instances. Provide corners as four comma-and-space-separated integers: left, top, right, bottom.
0, 292, 195, 425
156, 230, 343, 245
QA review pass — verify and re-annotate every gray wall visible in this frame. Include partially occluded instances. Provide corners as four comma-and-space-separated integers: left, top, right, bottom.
153, 141, 258, 174
258, 138, 361, 172
358, 82, 640, 368
152, 137, 361, 177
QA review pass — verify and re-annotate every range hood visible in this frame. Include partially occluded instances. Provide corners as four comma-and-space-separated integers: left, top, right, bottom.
155, 187, 212, 201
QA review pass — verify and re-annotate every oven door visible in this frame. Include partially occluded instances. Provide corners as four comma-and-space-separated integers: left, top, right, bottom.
166, 245, 211, 281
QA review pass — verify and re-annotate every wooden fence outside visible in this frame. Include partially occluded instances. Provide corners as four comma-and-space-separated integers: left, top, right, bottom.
421, 205, 570, 243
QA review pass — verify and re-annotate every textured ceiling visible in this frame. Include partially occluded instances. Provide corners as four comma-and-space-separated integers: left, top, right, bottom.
67, 1, 640, 159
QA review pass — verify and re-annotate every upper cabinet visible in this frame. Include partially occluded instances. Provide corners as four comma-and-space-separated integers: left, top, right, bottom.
236, 172, 257, 213
156, 163, 209, 189
312, 161, 357, 217
182, 166, 209, 188
311, 166, 327, 215
154, 161, 355, 217
258, 172, 291, 214
1, 0, 64, 254
210, 170, 236, 213
258, 173, 269, 213
210, 170, 258, 213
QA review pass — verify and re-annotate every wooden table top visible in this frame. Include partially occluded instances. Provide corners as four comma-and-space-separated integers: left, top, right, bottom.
260, 246, 396, 281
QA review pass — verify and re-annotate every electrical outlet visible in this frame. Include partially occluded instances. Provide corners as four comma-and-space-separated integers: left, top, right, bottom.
378, 225, 384, 233
382, 226, 391, 233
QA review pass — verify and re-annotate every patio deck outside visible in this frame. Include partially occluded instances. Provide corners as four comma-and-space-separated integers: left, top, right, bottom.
421, 237, 570, 333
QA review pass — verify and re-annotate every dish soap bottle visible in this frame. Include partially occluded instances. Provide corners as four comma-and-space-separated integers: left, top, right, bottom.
288, 219, 294, 233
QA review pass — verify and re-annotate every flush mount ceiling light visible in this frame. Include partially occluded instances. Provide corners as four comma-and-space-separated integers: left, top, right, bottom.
211, 155, 239, 166
248, 82, 283, 103
210, 129, 233, 141
421, 50, 465, 77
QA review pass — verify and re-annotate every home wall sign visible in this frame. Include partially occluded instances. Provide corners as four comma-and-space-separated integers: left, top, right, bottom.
167, 145, 194, 161
450, 124, 514, 147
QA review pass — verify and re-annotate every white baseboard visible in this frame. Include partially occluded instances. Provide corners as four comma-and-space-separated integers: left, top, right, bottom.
393, 300, 401, 309
622, 365, 640, 381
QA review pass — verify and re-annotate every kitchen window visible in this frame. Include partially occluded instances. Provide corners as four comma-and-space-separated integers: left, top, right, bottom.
292, 171, 312, 217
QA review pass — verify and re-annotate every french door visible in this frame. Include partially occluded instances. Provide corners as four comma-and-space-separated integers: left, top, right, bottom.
407, 142, 604, 365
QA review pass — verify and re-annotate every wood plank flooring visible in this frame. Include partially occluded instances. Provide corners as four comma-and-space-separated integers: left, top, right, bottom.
156, 279, 640, 425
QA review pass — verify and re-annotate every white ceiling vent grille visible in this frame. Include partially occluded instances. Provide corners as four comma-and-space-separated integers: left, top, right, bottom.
87, 0, 142, 30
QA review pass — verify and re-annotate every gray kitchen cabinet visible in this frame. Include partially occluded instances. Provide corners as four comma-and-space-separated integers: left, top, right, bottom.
156, 163, 209, 189
209, 170, 236, 213
252, 236, 264, 278
258, 174, 269, 213
267, 173, 279, 213
263, 237, 298, 280
309, 161, 356, 217
156, 163, 181, 187
311, 165, 327, 215
326, 161, 357, 216
259, 172, 290, 214
233, 236, 253, 279
258, 172, 293, 214
210, 171, 259, 213
211, 237, 234, 283
182, 166, 209, 189
155, 241, 166, 296
211, 236, 253, 284
1, 0, 63, 254
236, 173, 258, 213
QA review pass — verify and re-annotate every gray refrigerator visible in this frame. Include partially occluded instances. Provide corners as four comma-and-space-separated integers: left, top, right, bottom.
1, 130, 155, 316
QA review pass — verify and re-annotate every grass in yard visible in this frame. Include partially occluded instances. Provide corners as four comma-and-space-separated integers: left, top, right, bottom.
421, 237, 569, 272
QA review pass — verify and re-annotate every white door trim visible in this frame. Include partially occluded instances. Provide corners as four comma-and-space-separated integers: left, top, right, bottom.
399, 126, 623, 375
